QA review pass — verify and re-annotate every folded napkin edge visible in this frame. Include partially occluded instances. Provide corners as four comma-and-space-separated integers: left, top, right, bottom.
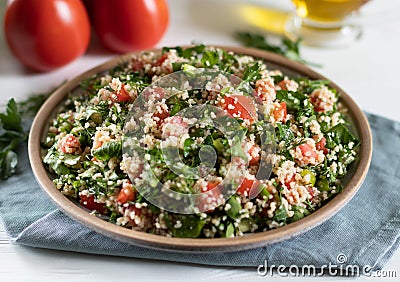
352, 210, 400, 270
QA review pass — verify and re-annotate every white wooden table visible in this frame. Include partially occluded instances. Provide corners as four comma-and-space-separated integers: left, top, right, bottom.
1, 0, 399, 281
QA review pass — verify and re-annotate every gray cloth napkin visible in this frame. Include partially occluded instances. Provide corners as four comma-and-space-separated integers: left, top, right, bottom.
0, 113, 399, 271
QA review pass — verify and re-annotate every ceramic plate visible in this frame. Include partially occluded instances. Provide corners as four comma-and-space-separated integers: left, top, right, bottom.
28, 46, 372, 253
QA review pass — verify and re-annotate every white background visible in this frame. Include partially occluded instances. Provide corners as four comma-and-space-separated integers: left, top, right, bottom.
0, 0, 399, 281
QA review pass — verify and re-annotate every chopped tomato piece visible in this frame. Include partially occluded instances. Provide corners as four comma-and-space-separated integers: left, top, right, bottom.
132, 59, 144, 71
112, 84, 131, 102
315, 137, 329, 155
60, 134, 81, 154
284, 174, 296, 189
310, 96, 325, 112
117, 180, 136, 204
237, 178, 260, 196
126, 204, 142, 217
219, 95, 257, 124
152, 107, 170, 125
299, 143, 318, 160
248, 144, 261, 166
273, 102, 287, 123
154, 53, 168, 67
205, 181, 219, 191
309, 88, 336, 113
277, 78, 298, 91
152, 53, 173, 73
80, 194, 107, 215
277, 80, 287, 90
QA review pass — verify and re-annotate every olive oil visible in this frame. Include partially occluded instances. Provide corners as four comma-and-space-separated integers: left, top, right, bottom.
292, 0, 367, 23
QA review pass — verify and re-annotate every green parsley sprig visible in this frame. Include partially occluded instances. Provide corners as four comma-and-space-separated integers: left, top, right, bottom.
0, 85, 61, 180
0, 99, 25, 179
235, 32, 321, 67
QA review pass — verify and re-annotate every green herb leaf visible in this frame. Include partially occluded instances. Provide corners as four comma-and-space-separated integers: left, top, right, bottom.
212, 138, 227, 153
181, 45, 206, 58
0, 150, 18, 179
226, 196, 241, 219
259, 186, 271, 198
0, 99, 23, 133
276, 90, 312, 112
276, 122, 294, 144
296, 78, 330, 94
17, 80, 64, 118
236, 32, 283, 54
235, 32, 321, 67
0, 82, 60, 180
316, 177, 330, 192
163, 45, 206, 59
92, 141, 122, 161
166, 93, 189, 116
288, 206, 310, 223
43, 149, 70, 175
171, 215, 206, 238
63, 154, 81, 166
17, 93, 49, 118
238, 219, 252, 233
183, 138, 195, 158
228, 128, 248, 161
0, 99, 25, 179
326, 124, 358, 148
225, 223, 235, 237
182, 63, 197, 76
86, 107, 103, 124
242, 62, 262, 84
273, 203, 287, 222
201, 50, 220, 67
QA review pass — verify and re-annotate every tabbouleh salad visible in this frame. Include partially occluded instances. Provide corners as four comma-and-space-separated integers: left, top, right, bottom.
42, 45, 359, 238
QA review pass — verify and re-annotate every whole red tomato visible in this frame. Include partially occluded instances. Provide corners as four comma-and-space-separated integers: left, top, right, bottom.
90, 0, 169, 53
4, 0, 90, 72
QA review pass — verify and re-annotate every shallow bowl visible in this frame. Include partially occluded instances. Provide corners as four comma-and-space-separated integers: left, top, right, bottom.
28, 46, 372, 253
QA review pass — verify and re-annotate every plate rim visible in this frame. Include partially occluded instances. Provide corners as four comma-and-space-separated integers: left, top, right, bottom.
28, 45, 372, 253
